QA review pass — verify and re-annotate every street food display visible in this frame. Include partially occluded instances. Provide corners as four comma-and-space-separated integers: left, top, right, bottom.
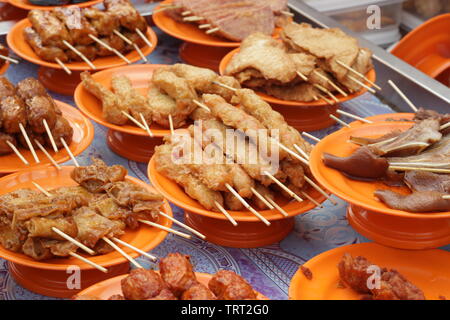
0, 158, 164, 260
74, 252, 259, 300
24, 0, 148, 63
163, 0, 290, 42
0, 76, 73, 156
223, 22, 374, 102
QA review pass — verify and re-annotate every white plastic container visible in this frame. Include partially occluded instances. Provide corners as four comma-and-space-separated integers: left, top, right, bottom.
302, 0, 405, 46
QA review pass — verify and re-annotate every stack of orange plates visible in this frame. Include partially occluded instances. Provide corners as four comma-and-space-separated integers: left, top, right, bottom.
219, 49, 377, 132
289, 243, 450, 300
74, 64, 176, 163
147, 157, 327, 248
0, 166, 173, 298
309, 120, 450, 250
7, 20, 157, 95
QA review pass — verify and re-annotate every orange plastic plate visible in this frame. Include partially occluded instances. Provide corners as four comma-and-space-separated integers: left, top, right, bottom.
289, 242, 450, 300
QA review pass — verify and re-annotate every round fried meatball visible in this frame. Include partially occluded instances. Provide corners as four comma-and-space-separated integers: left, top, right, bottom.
159, 253, 198, 297
182, 283, 216, 300
209, 270, 256, 300
45, 115, 73, 148
121, 269, 165, 300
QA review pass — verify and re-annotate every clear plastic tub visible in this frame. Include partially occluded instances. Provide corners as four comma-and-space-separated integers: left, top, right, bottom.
302, 0, 405, 45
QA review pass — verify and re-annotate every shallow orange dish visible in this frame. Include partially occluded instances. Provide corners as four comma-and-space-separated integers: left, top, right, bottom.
289, 242, 450, 300
219, 48, 376, 107
7, 19, 157, 71
0, 101, 94, 174
7, 0, 103, 10
0, 61, 9, 75
0, 166, 173, 297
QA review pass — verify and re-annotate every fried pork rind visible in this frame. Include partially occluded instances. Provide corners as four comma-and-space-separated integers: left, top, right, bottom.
147, 84, 187, 128
25, 216, 78, 240
208, 270, 257, 300
159, 253, 198, 297
22, 237, 53, 260
338, 253, 372, 294
372, 270, 425, 300
80, 72, 128, 125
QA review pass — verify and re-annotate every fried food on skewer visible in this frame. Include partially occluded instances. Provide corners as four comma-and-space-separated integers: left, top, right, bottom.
209, 270, 257, 300
28, 10, 72, 49
159, 253, 198, 297
251, 183, 274, 210
45, 115, 73, 148
83, 8, 120, 36
0, 77, 16, 98
104, 0, 147, 32
147, 84, 188, 128
53, 7, 97, 46
1, 96, 27, 134
24, 27, 69, 63
80, 71, 128, 125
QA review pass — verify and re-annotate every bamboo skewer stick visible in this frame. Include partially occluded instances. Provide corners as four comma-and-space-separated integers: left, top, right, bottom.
102, 237, 143, 269
32, 181, 51, 196
55, 58, 72, 75
441, 122, 450, 131
314, 84, 339, 103
317, 93, 334, 105
275, 140, 309, 167
158, 211, 206, 239
296, 71, 308, 81
388, 79, 419, 113
443, 195, 450, 200
181, 11, 192, 16
69, 252, 108, 273
304, 176, 336, 205
193, 99, 211, 112
19, 123, 39, 163
138, 219, 192, 239
52, 227, 96, 255
263, 171, 303, 203
122, 111, 146, 129
199, 23, 211, 29
60, 137, 79, 167
336, 110, 373, 124
266, 198, 289, 217
183, 16, 204, 22
389, 166, 450, 174
302, 132, 321, 143
43, 119, 58, 152
212, 81, 236, 92
6, 141, 29, 165
34, 140, 61, 170
206, 27, 220, 34
214, 201, 238, 226
281, 10, 294, 17
112, 237, 157, 262
347, 75, 376, 94
135, 28, 153, 48
139, 113, 154, 138
330, 114, 350, 128
63, 40, 96, 69
251, 187, 274, 210
225, 184, 271, 226
89, 35, 130, 64
301, 191, 323, 208
293, 144, 310, 161
168, 114, 174, 135
312, 70, 348, 97
0, 54, 19, 64
113, 30, 148, 62
336, 60, 381, 90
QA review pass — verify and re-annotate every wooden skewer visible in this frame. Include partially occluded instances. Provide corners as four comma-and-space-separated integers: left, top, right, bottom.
263, 171, 303, 203
275, 140, 309, 167
60, 137, 79, 167
296, 70, 308, 82
214, 201, 238, 226
32, 181, 51, 196
122, 111, 147, 130
337, 110, 373, 124
19, 123, 39, 163
317, 93, 334, 105
301, 191, 323, 208
102, 237, 143, 269
6, 140, 29, 165
199, 23, 211, 29
314, 84, 339, 103
266, 197, 289, 217
55, 58, 71, 75
302, 132, 321, 143
293, 144, 310, 161
388, 80, 418, 112
193, 99, 211, 112
112, 237, 157, 262
181, 10, 192, 16
135, 28, 153, 48
183, 16, 204, 22
62, 40, 96, 70
89, 34, 130, 64
312, 70, 348, 97
113, 30, 148, 63
313, 95, 319, 101
347, 75, 376, 94
168, 114, 175, 135
139, 113, 154, 138
69, 252, 108, 273
52, 227, 96, 255
304, 176, 336, 205
43, 119, 58, 152
225, 184, 271, 226
212, 81, 237, 92
251, 187, 274, 210
157, 211, 206, 239
441, 122, 450, 131
443, 195, 450, 200
0, 54, 19, 64
206, 27, 220, 34
34, 140, 61, 170
281, 10, 294, 17
336, 59, 381, 90
138, 219, 192, 239
389, 166, 450, 174
330, 114, 350, 128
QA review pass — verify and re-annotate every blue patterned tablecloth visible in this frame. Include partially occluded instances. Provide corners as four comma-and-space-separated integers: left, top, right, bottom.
1, 26, 449, 301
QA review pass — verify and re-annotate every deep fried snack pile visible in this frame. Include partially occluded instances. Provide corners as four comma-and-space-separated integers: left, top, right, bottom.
224, 22, 373, 102
154, 86, 315, 212
75, 253, 258, 300
24, 0, 147, 63
165, 0, 290, 41
81, 63, 241, 127
0, 158, 164, 260
322, 117, 450, 213
338, 253, 425, 300
0, 76, 73, 156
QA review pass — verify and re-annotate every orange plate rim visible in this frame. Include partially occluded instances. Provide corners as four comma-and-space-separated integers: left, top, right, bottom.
309, 121, 450, 219
219, 48, 376, 107
147, 156, 326, 222
0, 165, 172, 270
0, 61, 10, 75
7, 0, 103, 10
7, 19, 157, 71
